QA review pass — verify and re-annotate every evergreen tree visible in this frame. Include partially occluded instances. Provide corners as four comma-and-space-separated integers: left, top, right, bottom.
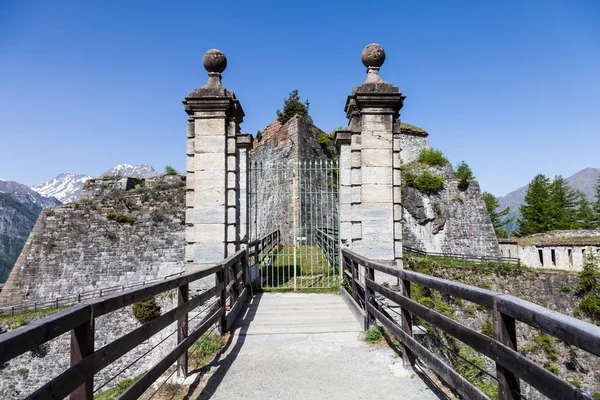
548, 175, 578, 230
574, 190, 596, 230
593, 176, 600, 228
482, 192, 511, 238
454, 161, 475, 190
517, 174, 551, 236
276, 89, 309, 124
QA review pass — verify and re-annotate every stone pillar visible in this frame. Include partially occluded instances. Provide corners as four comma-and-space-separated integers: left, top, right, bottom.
183, 49, 245, 270
236, 134, 253, 248
336, 44, 405, 265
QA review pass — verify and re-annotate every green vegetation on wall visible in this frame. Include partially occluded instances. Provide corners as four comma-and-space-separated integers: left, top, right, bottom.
416, 148, 449, 166
132, 297, 161, 322
276, 89, 309, 124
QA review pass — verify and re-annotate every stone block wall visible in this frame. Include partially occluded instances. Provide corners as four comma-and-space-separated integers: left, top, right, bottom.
0, 179, 186, 306
499, 241, 600, 271
80, 177, 144, 200
402, 179, 501, 257
400, 126, 429, 164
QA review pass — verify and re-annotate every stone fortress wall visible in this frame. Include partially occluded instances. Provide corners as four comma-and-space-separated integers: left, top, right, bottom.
499, 230, 600, 271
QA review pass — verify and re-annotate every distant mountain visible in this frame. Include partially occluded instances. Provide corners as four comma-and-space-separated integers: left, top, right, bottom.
0, 180, 60, 282
100, 164, 158, 179
32, 173, 93, 204
31, 164, 158, 205
497, 167, 600, 233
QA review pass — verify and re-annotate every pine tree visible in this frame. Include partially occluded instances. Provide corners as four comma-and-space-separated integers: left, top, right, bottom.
593, 176, 600, 228
548, 175, 578, 230
454, 161, 475, 190
276, 90, 310, 124
574, 190, 596, 230
517, 174, 551, 236
482, 191, 511, 238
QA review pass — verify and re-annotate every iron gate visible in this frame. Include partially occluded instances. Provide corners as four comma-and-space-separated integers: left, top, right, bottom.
249, 159, 340, 290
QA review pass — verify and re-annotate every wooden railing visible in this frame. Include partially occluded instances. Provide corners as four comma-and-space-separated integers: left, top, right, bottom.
341, 248, 600, 400
0, 249, 251, 400
0, 271, 186, 316
315, 227, 339, 270
248, 230, 280, 267
403, 245, 521, 265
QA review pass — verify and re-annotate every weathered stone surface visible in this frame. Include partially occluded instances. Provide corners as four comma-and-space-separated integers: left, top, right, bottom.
0, 178, 186, 306
402, 179, 501, 256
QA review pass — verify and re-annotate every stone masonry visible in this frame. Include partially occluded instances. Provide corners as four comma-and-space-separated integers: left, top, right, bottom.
183, 49, 249, 270
336, 44, 404, 264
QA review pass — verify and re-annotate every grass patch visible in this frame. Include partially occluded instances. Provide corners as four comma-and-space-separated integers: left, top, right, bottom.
0, 305, 72, 330
94, 373, 144, 400
189, 331, 225, 370
365, 325, 384, 344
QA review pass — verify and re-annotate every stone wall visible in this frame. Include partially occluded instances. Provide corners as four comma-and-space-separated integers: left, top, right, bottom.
500, 241, 600, 271
79, 177, 144, 200
249, 115, 336, 245
0, 178, 187, 306
399, 125, 429, 164
402, 178, 501, 257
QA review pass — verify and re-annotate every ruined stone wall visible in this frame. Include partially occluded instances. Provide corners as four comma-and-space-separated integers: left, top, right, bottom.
0, 178, 186, 306
79, 177, 144, 200
400, 128, 429, 164
499, 242, 600, 271
402, 178, 501, 257
249, 115, 336, 244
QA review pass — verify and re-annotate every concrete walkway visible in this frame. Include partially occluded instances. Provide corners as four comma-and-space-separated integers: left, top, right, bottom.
192, 293, 441, 400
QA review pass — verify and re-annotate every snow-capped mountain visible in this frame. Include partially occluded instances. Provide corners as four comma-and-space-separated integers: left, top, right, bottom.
99, 164, 158, 179
32, 173, 93, 204
0, 180, 61, 281
0, 180, 61, 209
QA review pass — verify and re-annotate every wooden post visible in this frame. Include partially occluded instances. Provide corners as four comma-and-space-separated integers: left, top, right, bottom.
216, 267, 227, 333
177, 283, 189, 377
400, 278, 415, 367
71, 318, 94, 400
494, 301, 520, 400
351, 259, 359, 304
364, 265, 375, 329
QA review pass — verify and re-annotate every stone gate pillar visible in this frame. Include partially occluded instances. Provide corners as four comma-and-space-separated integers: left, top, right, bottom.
183, 49, 245, 270
336, 44, 405, 265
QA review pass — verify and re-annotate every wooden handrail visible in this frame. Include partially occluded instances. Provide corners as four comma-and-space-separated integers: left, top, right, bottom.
342, 248, 599, 400
0, 248, 252, 400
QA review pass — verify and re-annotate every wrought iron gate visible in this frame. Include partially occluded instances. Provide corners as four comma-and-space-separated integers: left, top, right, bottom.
249, 159, 340, 290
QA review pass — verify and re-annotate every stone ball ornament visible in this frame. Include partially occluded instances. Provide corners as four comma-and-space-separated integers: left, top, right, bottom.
361, 44, 386, 68
203, 49, 227, 73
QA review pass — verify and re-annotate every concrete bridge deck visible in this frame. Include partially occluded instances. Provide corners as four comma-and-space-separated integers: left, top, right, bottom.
191, 293, 440, 399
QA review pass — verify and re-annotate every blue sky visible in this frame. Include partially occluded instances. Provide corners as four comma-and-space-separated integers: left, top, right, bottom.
0, 0, 598, 197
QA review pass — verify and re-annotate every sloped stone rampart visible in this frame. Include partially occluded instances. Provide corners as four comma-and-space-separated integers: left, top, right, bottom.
0, 179, 187, 306
402, 179, 501, 257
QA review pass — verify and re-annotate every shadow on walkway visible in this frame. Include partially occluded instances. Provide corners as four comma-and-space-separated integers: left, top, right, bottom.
181, 292, 262, 400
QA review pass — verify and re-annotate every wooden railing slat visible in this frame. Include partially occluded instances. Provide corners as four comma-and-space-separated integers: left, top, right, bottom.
496, 294, 600, 358
118, 306, 224, 400
0, 304, 91, 365
367, 303, 490, 400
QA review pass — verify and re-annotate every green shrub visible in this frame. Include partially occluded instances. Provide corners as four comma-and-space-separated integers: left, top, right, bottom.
534, 333, 559, 360
579, 292, 600, 319
132, 298, 161, 322
164, 165, 178, 176
411, 170, 445, 193
453, 195, 464, 202
193, 331, 222, 358
455, 161, 475, 190
544, 363, 559, 374
107, 212, 136, 224
481, 318, 493, 338
365, 325, 384, 344
568, 380, 582, 388
560, 285, 572, 293
417, 148, 449, 166
593, 392, 600, 400
30, 344, 47, 358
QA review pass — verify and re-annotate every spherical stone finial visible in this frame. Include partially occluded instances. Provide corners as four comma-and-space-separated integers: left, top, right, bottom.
203, 49, 227, 73
361, 43, 386, 68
